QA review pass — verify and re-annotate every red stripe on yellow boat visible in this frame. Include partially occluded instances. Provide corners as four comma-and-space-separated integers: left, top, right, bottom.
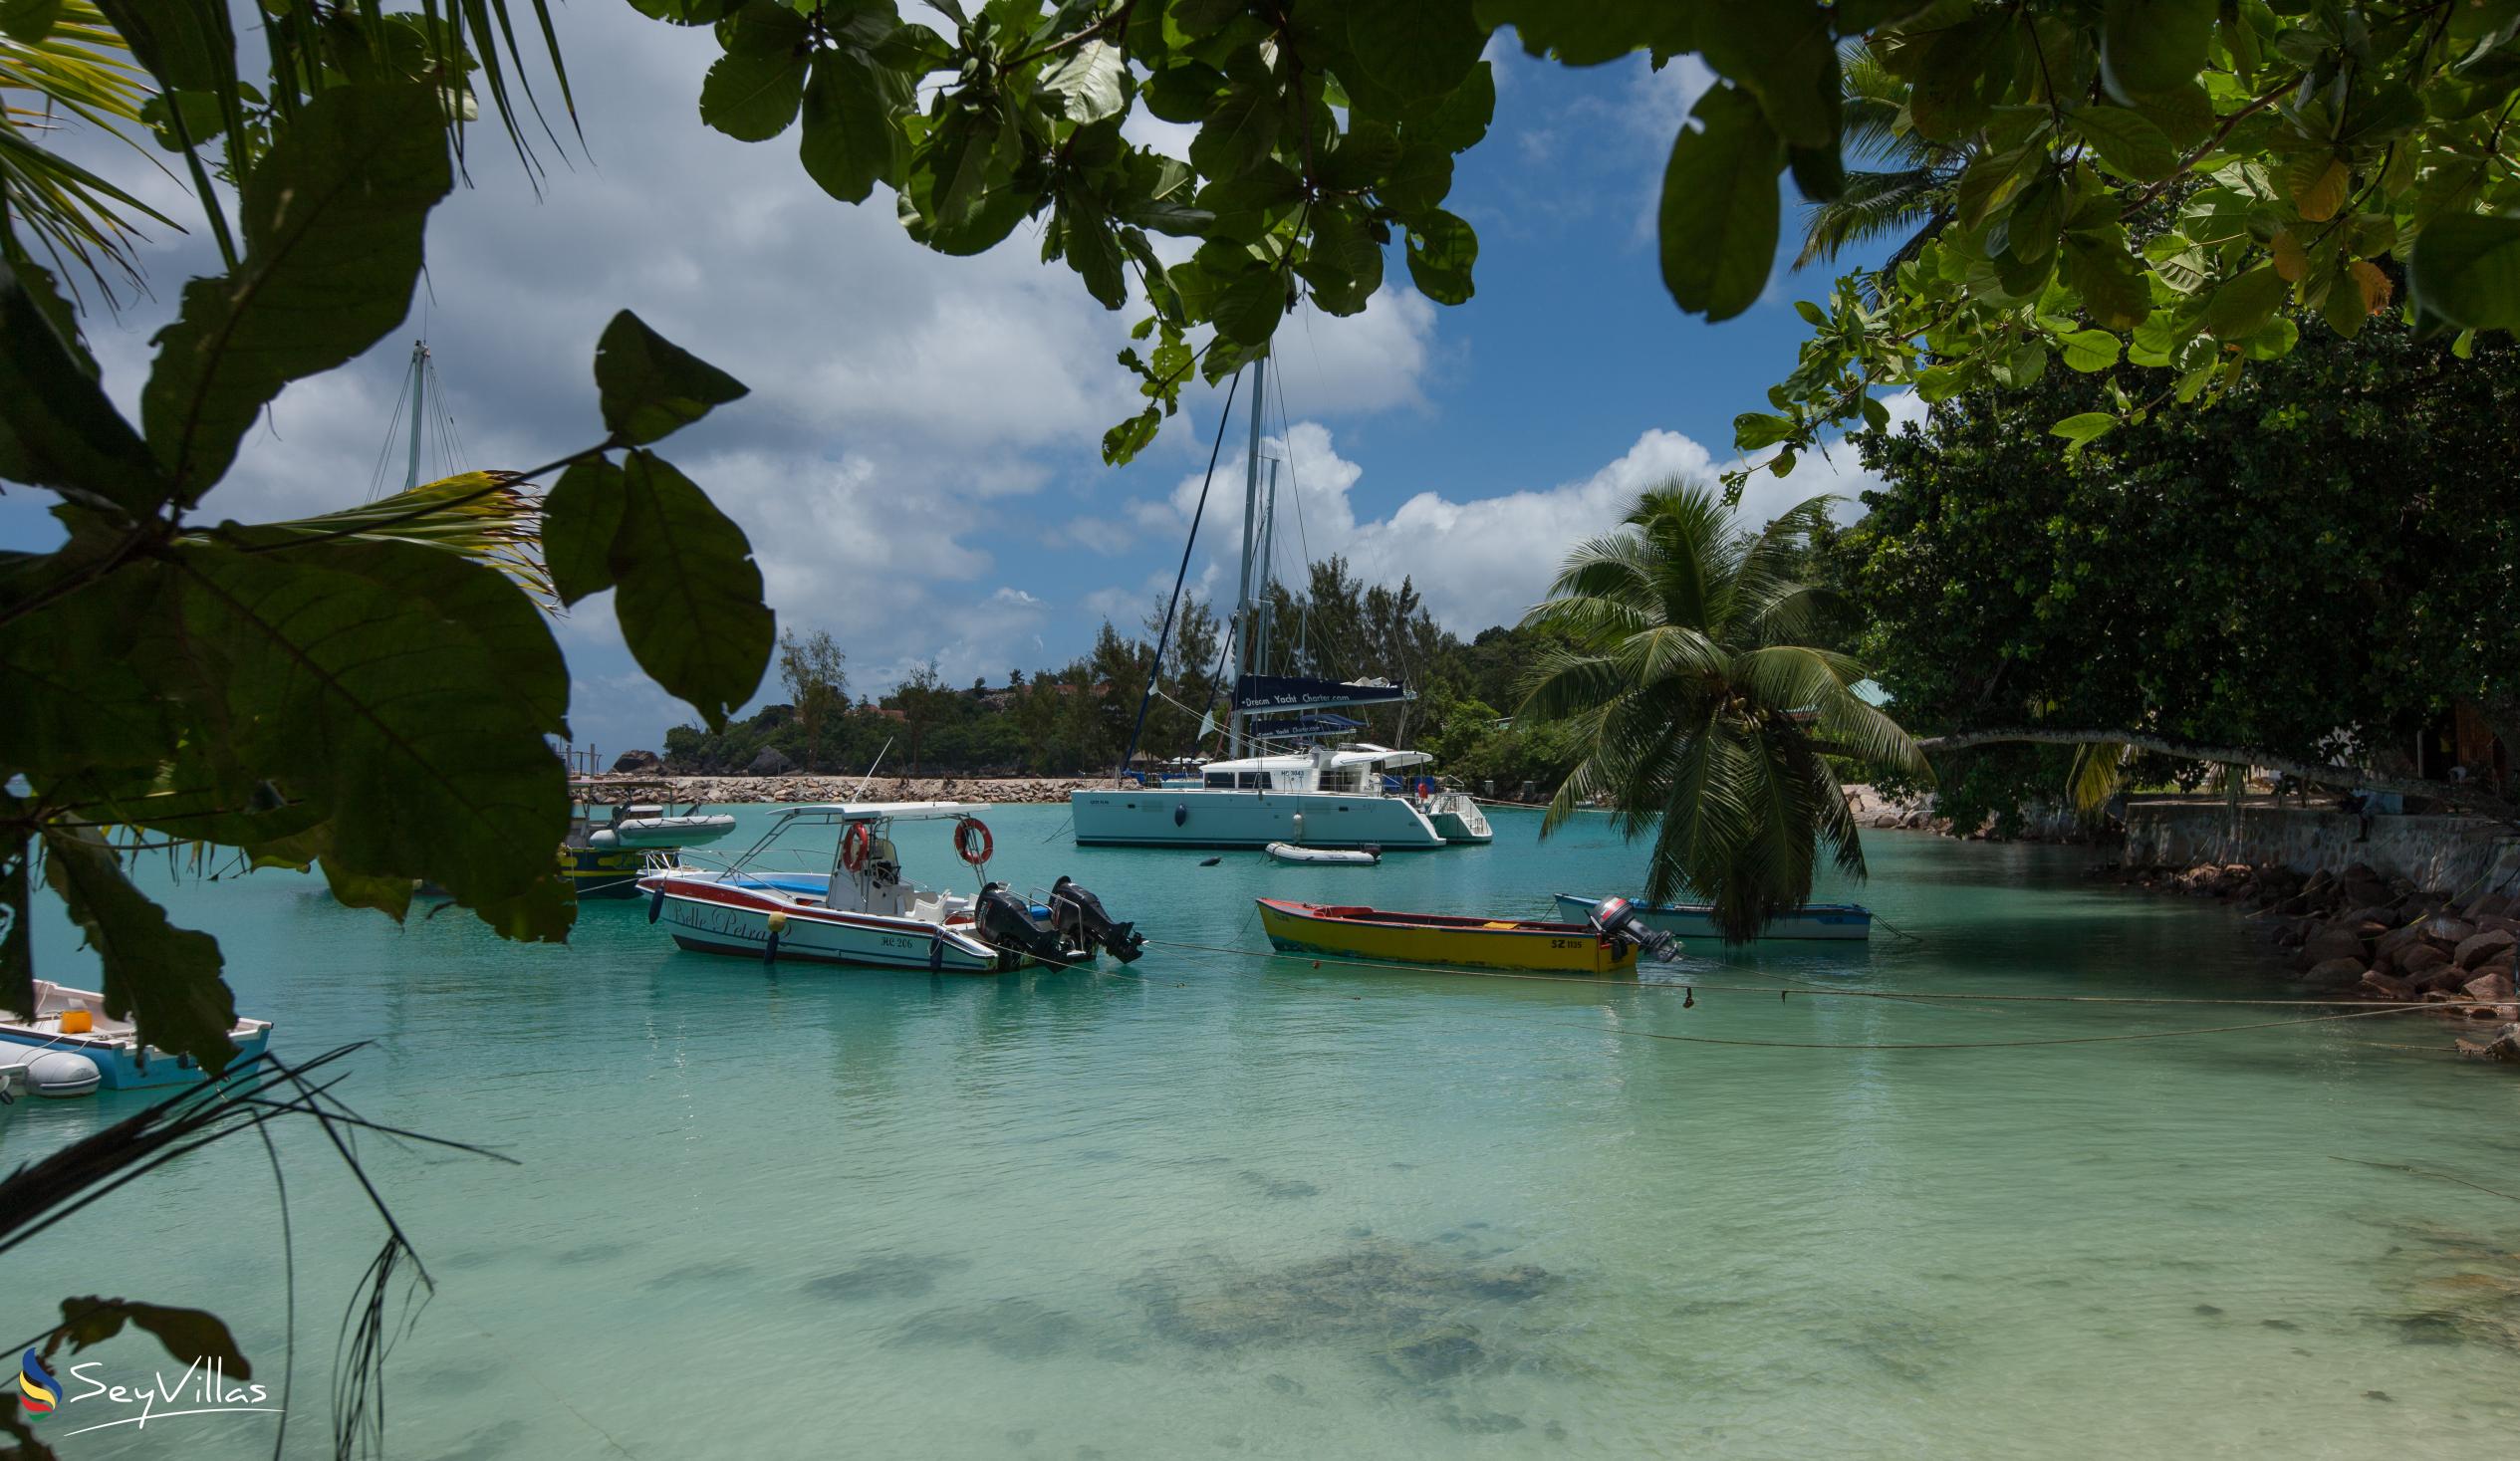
1253, 898, 1636, 975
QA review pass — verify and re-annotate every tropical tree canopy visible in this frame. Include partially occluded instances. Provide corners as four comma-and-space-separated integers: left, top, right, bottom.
1519, 485, 1927, 942
1830, 310, 2520, 832
633, 0, 2520, 474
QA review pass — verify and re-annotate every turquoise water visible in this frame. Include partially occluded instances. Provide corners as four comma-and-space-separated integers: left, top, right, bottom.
7, 805, 2517, 1459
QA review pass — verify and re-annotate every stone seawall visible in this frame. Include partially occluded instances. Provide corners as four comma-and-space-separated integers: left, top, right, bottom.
2124, 802, 2520, 895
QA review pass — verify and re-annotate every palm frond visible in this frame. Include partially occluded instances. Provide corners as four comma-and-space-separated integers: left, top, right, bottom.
1795, 165, 1956, 268
0, 0, 176, 301
221, 472, 555, 608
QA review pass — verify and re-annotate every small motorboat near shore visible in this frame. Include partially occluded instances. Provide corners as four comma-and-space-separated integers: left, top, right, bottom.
562, 777, 738, 899
639, 803, 1143, 973
1267, 842, 1380, 866
1255, 896, 1675, 974
0, 981, 270, 1091
1553, 894, 1874, 942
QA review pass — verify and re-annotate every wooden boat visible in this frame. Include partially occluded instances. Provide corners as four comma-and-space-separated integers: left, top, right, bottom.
1266, 842, 1379, 866
1254, 898, 1641, 974
1553, 893, 1873, 942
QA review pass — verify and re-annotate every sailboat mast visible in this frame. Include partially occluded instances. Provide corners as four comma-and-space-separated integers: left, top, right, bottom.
1229, 356, 1266, 755
403, 340, 429, 491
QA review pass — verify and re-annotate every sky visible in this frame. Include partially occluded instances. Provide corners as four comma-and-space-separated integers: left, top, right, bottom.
0, 8, 1910, 757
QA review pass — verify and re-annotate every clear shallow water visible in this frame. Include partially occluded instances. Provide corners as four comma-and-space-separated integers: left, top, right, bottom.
8, 805, 2518, 1459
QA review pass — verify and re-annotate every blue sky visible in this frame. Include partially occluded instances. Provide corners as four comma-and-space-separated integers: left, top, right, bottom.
2, 13, 1900, 756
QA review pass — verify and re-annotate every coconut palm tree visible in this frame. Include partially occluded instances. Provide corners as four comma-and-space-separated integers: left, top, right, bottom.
1795, 44, 1971, 271
1518, 483, 1928, 942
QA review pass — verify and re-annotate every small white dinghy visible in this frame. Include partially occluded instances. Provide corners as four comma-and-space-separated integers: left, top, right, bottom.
1266, 842, 1381, 866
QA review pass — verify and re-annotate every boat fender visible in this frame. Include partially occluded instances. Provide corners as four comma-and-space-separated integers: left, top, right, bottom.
928, 933, 946, 973
1290, 813, 1304, 842
953, 817, 994, 866
1199, 856, 1221, 866
22, 1050, 102, 1097
647, 886, 665, 923
766, 910, 789, 933
763, 931, 781, 964
840, 823, 874, 872
1173, 803, 1186, 828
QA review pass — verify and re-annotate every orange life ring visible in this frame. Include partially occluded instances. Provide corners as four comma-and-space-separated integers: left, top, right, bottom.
839, 822, 874, 871
954, 817, 993, 866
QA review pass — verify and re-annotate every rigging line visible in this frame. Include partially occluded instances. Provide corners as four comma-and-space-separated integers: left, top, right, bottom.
1138, 936, 2465, 1006
1117, 367, 1245, 781
367, 363, 415, 501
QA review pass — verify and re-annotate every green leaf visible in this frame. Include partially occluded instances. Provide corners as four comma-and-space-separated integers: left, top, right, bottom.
628, 0, 737, 21
541, 457, 624, 607
2057, 329, 2123, 371
594, 310, 750, 447
140, 84, 452, 503
0, 269, 165, 518
1733, 411, 1796, 450
1103, 405, 1162, 465
1908, 12, 2017, 142
53, 1296, 252, 1375
2068, 106, 2177, 181
1695, 0, 1839, 149
1, 816, 29, 1020
170, 540, 573, 931
699, 14, 810, 140
0, 563, 173, 778
1040, 37, 1128, 123
2063, 225, 2150, 330
2405, 213, 2520, 331
1472, 0, 1690, 65
41, 822, 241, 1075
1407, 62, 1496, 153
1189, 77, 1281, 180
2101, 0, 2214, 103
1319, 119, 1401, 191
799, 48, 908, 202
1299, 200, 1385, 315
1403, 208, 1476, 306
1656, 86, 1784, 323
2049, 411, 2116, 446
1378, 140, 1455, 217
1057, 193, 1130, 310
609, 450, 773, 730
0, 0, 60, 42
2202, 264, 2284, 339
1346, 0, 1486, 103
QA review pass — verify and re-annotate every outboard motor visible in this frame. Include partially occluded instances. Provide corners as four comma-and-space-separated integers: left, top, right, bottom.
1589, 896, 1681, 962
974, 882, 1081, 966
1048, 875, 1145, 963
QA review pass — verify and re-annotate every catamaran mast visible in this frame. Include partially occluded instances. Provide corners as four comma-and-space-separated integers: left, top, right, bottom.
403, 339, 429, 491
1229, 356, 1267, 755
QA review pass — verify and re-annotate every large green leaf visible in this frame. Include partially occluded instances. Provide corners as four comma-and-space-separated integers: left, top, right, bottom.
169, 540, 573, 930
1, 811, 31, 1020
1346, 0, 1486, 103
1657, 85, 1784, 323
0, 563, 174, 777
1473, 0, 1691, 66
1040, 37, 1128, 123
608, 450, 773, 730
2202, 264, 2284, 339
2101, 0, 2214, 103
1403, 209, 1476, 306
41, 822, 241, 1075
52, 1297, 252, 1376
799, 47, 908, 202
2068, 105, 2177, 181
698, 0, 809, 140
139, 84, 452, 502
594, 310, 750, 447
0, 268, 166, 518
541, 456, 625, 607
2406, 213, 2520, 331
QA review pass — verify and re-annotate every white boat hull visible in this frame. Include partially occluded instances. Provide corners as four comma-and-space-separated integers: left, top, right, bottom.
1072, 790, 1445, 849
1553, 894, 1873, 942
644, 874, 1018, 973
0, 1025, 273, 1090
1266, 842, 1380, 865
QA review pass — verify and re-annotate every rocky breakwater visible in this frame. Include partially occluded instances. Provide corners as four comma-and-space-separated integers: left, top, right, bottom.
608, 774, 1093, 807
2141, 861, 2520, 1062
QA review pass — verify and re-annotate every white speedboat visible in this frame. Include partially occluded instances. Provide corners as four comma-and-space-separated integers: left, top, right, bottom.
0, 981, 272, 1090
1266, 841, 1380, 866
561, 776, 739, 900
639, 803, 1143, 973
1552, 894, 1874, 942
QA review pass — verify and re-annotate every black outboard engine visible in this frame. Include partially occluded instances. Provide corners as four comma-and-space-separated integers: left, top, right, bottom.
1588, 896, 1681, 962
974, 882, 1081, 966
1048, 875, 1145, 963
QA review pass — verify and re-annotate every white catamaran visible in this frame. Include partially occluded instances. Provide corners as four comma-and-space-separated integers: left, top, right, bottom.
1070, 356, 1491, 851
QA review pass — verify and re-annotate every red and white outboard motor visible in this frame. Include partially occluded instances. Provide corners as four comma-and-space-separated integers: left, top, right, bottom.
1048, 875, 1145, 963
1588, 896, 1681, 962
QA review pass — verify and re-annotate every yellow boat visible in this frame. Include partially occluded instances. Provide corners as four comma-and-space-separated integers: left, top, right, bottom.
1254, 898, 1640, 975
